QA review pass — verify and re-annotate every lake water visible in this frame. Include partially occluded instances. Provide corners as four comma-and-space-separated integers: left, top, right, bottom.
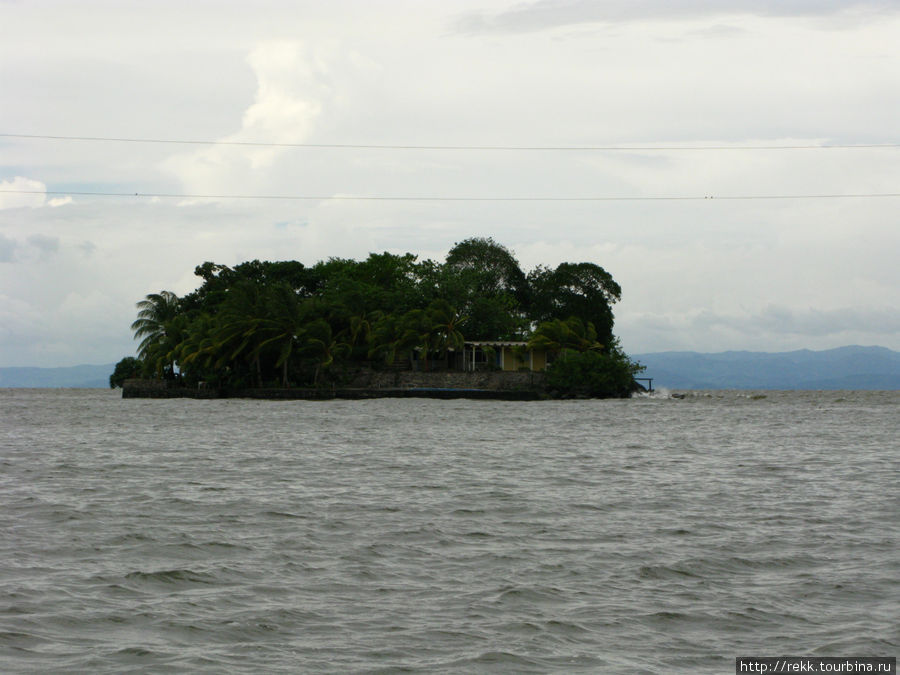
1, 389, 897, 673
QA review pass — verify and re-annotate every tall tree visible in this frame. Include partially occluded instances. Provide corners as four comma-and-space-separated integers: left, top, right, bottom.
367, 313, 405, 365
131, 290, 180, 375
529, 262, 621, 349
299, 318, 349, 385
444, 237, 528, 300
398, 309, 434, 371
177, 313, 220, 384
443, 237, 529, 340
252, 283, 311, 387
427, 299, 466, 360
212, 281, 269, 387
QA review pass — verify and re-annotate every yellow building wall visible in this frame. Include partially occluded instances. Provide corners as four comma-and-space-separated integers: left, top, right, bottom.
531, 350, 547, 372
501, 346, 517, 371
500, 346, 547, 371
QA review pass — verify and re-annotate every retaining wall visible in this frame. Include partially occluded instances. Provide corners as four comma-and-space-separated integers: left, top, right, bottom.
121, 370, 546, 400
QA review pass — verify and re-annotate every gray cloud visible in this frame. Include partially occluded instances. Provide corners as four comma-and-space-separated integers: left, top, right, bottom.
755, 306, 900, 337
27, 234, 60, 255
0, 233, 61, 264
688, 305, 900, 339
455, 0, 900, 33
0, 234, 16, 262
618, 304, 900, 354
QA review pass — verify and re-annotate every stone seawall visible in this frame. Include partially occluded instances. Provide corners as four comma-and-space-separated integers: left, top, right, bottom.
232, 387, 541, 401
122, 370, 545, 400
345, 369, 544, 391
121, 379, 220, 399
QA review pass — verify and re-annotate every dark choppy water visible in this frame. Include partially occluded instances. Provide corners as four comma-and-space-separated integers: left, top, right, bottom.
1, 389, 897, 673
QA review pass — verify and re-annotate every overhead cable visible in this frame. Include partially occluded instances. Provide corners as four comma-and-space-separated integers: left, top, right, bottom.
3, 188, 900, 202
2, 133, 899, 151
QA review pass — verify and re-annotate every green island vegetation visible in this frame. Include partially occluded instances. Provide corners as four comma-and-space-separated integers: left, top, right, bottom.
111, 237, 644, 398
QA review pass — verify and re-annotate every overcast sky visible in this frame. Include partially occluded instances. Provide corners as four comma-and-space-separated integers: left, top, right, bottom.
2, 0, 899, 367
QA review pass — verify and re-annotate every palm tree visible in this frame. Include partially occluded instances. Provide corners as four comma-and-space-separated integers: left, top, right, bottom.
566, 317, 603, 352
178, 313, 223, 383
427, 299, 466, 365
527, 316, 603, 358
252, 284, 310, 387
367, 313, 404, 365
300, 318, 350, 385
131, 290, 180, 376
398, 308, 434, 370
155, 313, 190, 379
337, 309, 382, 361
213, 281, 268, 387
347, 311, 377, 350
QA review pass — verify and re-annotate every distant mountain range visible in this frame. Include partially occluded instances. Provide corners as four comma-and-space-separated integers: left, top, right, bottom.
0, 364, 115, 388
632, 345, 900, 390
2, 346, 899, 389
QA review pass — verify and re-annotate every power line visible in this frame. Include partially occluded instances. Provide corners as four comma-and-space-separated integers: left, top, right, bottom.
3, 188, 900, 202
2, 132, 899, 151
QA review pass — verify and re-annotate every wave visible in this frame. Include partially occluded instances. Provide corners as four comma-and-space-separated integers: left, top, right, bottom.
123, 568, 218, 587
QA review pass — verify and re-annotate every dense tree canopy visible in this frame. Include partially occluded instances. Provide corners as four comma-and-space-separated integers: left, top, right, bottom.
114, 238, 639, 395
109, 356, 142, 388
528, 261, 621, 348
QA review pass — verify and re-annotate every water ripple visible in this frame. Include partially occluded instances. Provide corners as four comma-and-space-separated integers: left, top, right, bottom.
0, 389, 897, 672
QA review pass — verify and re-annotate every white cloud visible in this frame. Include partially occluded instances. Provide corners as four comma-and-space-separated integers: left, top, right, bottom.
0, 177, 46, 209
162, 40, 328, 196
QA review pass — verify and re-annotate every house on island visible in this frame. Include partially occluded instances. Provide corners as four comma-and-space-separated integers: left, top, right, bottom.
411, 341, 551, 372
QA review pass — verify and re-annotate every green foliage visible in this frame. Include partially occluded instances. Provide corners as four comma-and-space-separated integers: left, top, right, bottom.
444, 237, 529, 340
529, 262, 620, 348
131, 290, 180, 364
367, 312, 403, 365
254, 283, 313, 386
109, 356, 143, 388
544, 346, 645, 398
124, 238, 637, 391
427, 299, 466, 357
298, 317, 350, 384
445, 237, 528, 299
528, 317, 602, 353
181, 260, 314, 315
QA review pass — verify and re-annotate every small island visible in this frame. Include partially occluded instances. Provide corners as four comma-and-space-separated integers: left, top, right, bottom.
113, 237, 644, 399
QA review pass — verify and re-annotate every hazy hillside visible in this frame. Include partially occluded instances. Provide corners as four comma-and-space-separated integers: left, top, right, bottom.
0, 364, 114, 388
3, 346, 899, 389
633, 346, 900, 390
